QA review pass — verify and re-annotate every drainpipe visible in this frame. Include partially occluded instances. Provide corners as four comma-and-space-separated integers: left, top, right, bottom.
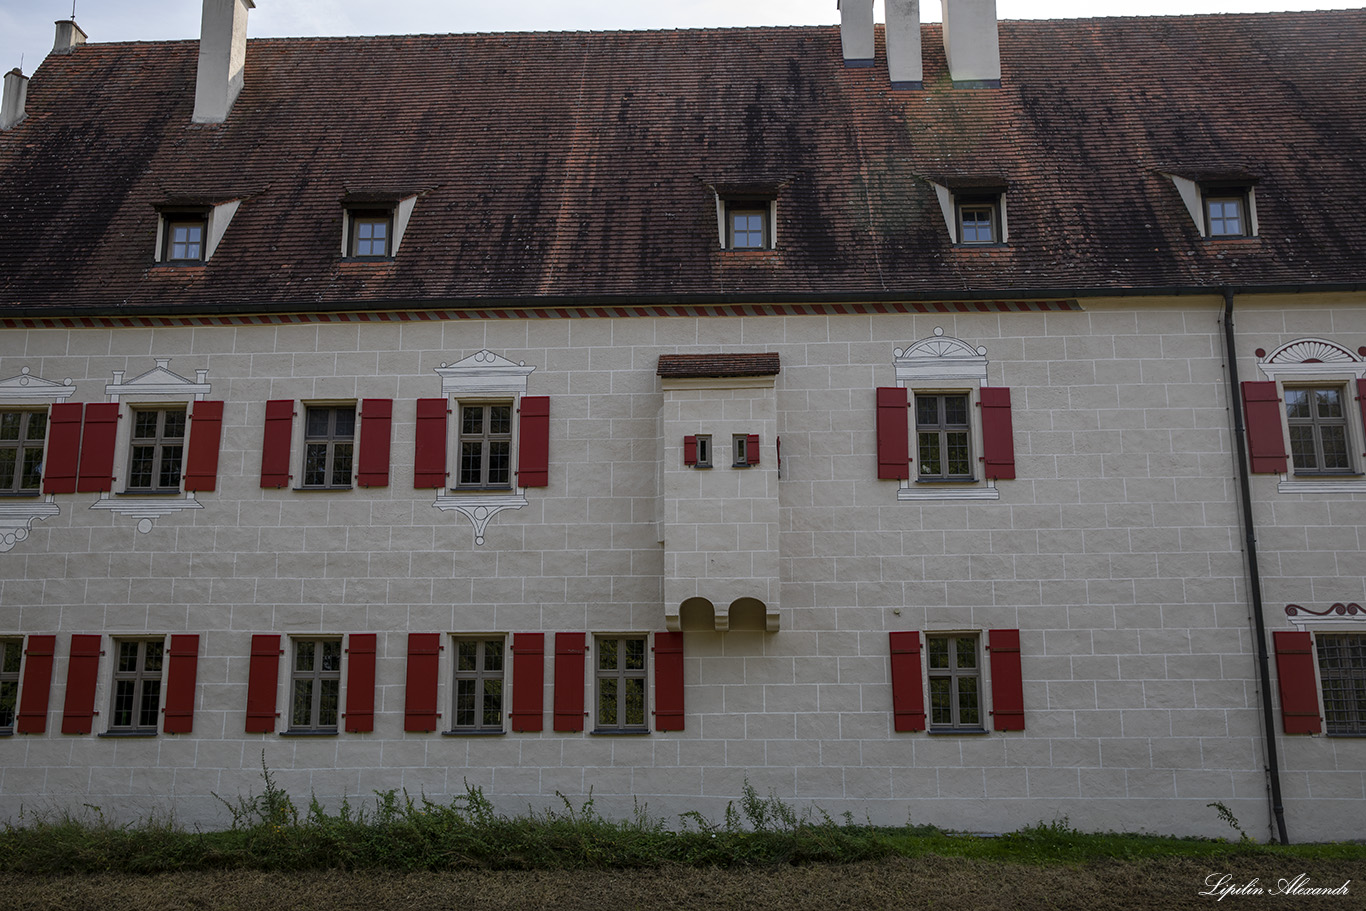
1221, 287, 1289, 845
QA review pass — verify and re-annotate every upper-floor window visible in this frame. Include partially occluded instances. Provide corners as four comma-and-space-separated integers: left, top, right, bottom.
127, 407, 186, 492
916, 393, 973, 480
956, 196, 1000, 245
302, 405, 355, 489
457, 403, 513, 490
0, 409, 46, 495
347, 209, 393, 259
109, 639, 164, 733
0, 638, 20, 734
1285, 385, 1353, 474
159, 211, 209, 263
1205, 189, 1250, 237
728, 203, 769, 249
927, 633, 982, 731
452, 637, 505, 733
290, 638, 342, 732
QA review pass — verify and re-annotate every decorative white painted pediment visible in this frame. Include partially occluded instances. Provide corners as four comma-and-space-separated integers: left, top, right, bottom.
1257, 338, 1366, 381
0, 368, 76, 403
894, 328, 989, 383
436, 349, 536, 397
107, 358, 211, 401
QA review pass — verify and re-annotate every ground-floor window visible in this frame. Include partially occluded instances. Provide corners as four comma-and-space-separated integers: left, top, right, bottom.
1316, 633, 1366, 735
927, 633, 982, 731
595, 635, 647, 732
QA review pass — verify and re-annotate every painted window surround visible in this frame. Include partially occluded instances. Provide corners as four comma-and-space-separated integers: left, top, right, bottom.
0, 368, 72, 551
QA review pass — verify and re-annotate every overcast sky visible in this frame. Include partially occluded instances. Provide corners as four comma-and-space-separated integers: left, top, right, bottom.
2, 1, 1363, 75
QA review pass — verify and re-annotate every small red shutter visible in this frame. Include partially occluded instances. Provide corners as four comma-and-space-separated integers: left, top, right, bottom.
746, 434, 760, 466
184, 401, 225, 492
245, 634, 282, 733
76, 403, 120, 493
357, 398, 393, 488
162, 634, 199, 734
345, 633, 377, 733
43, 403, 84, 494
414, 398, 449, 489
888, 631, 925, 732
653, 631, 684, 732
553, 632, 586, 732
61, 634, 102, 735
876, 387, 910, 480
16, 634, 56, 734
404, 633, 441, 732
980, 387, 1016, 481
683, 435, 698, 466
1242, 381, 1288, 474
517, 395, 550, 487
988, 628, 1025, 731
260, 400, 294, 488
510, 632, 544, 732
1273, 630, 1322, 734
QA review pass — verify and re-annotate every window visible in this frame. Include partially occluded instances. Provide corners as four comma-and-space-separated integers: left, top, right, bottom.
595, 635, 647, 732
916, 393, 973, 480
290, 638, 342, 732
726, 202, 770, 250
127, 407, 186, 492
452, 637, 505, 732
0, 410, 45, 495
302, 405, 355, 488
109, 639, 164, 733
1316, 633, 1366, 736
161, 213, 207, 262
1204, 189, 1249, 237
731, 434, 749, 467
956, 196, 999, 244
0, 639, 20, 734
348, 210, 393, 258
695, 434, 712, 469
1285, 386, 1353, 475
457, 403, 513, 490
927, 634, 982, 730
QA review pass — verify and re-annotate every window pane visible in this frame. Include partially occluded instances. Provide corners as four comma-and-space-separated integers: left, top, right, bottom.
129, 446, 155, 488
0, 413, 18, 440
457, 640, 477, 672
143, 641, 164, 673
1315, 388, 1343, 419
625, 638, 646, 671
318, 679, 339, 727
958, 677, 980, 726
1321, 426, 1349, 470
304, 443, 329, 486
20, 447, 42, 490
599, 678, 618, 725
158, 444, 183, 488
139, 679, 161, 728
330, 442, 353, 483
460, 442, 484, 484
133, 411, 160, 438
0, 451, 15, 490
488, 442, 511, 485
332, 409, 355, 437
1289, 427, 1318, 471
306, 408, 332, 437
456, 679, 475, 727
927, 637, 949, 670
0, 680, 17, 729
484, 640, 503, 672
1, 642, 20, 674
946, 432, 971, 476
624, 678, 645, 726
918, 433, 941, 476
483, 679, 502, 727
113, 680, 135, 727
489, 406, 511, 435
944, 395, 969, 426
598, 638, 618, 671
26, 411, 45, 441
929, 677, 952, 725
321, 640, 342, 672
462, 407, 484, 435
291, 680, 313, 727
1284, 388, 1310, 419
296, 640, 315, 672
118, 641, 140, 673
162, 410, 187, 440
955, 637, 977, 669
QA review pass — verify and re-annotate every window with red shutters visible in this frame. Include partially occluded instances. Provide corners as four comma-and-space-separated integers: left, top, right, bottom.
404, 633, 440, 732
876, 387, 910, 480
517, 396, 550, 487
413, 398, 449, 489
16, 634, 56, 734
979, 387, 1016, 481
357, 399, 393, 488
653, 632, 684, 732
76, 403, 120, 492
510, 632, 544, 732
1273, 630, 1322, 734
553, 632, 586, 732
245, 634, 282, 733
888, 631, 925, 732
61, 634, 102, 735
260, 400, 295, 488
184, 400, 225, 492
345, 633, 377, 733
1242, 381, 1289, 474
987, 628, 1025, 731
162, 634, 199, 734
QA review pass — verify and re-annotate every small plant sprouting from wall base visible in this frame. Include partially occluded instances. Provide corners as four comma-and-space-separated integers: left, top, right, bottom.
1207, 801, 1251, 842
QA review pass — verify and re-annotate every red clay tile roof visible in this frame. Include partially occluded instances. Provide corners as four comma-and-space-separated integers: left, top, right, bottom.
658, 353, 781, 378
2, 12, 1365, 316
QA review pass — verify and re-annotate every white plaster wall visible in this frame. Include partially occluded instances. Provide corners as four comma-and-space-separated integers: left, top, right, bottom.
0, 294, 1364, 840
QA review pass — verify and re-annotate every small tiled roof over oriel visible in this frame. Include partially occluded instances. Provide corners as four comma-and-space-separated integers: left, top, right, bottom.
2, 11, 1365, 316
658, 353, 781, 378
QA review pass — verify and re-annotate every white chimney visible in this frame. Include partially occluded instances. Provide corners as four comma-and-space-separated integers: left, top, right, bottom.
193, 0, 254, 124
1, 69, 28, 130
942, 0, 1001, 87
839, 0, 875, 68
886, 0, 923, 89
52, 19, 88, 54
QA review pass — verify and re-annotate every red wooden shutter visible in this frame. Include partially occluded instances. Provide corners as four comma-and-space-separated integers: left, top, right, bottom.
1273, 630, 1322, 734
1242, 381, 1288, 474
42, 403, 84, 494
553, 632, 586, 732
653, 631, 684, 732
1358, 380, 1366, 458
345, 633, 377, 733
414, 398, 449, 489
510, 632, 544, 732
61, 634, 102, 735
888, 631, 925, 732
357, 398, 393, 488
746, 434, 760, 466
260, 400, 295, 488
76, 403, 120, 492
404, 633, 441, 732
245, 634, 282, 733
987, 628, 1025, 731
683, 435, 698, 466
979, 387, 1016, 481
162, 634, 199, 734
184, 400, 225, 492
517, 395, 550, 487
16, 634, 56, 734
876, 387, 910, 480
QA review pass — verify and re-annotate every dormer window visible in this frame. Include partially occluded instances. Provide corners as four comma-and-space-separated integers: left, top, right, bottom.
956, 197, 1000, 245
347, 209, 393, 258
340, 191, 421, 261
1205, 189, 1249, 237
153, 197, 241, 265
709, 181, 784, 252
1165, 172, 1258, 238
727, 202, 770, 250
163, 214, 207, 262
926, 179, 1008, 246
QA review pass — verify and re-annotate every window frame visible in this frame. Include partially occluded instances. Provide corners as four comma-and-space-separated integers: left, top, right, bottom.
107, 638, 166, 734
1284, 384, 1355, 476
450, 636, 506, 734
301, 404, 356, 489
955, 195, 1001, 245
914, 391, 975, 482
0, 409, 47, 496
694, 434, 712, 469
1203, 186, 1251, 238
594, 634, 649, 734
289, 637, 343, 733
125, 406, 188, 493
926, 633, 985, 732
454, 400, 515, 492
724, 199, 773, 251
0, 638, 21, 734
731, 433, 749, 468
1315, 632, 1366, 736
159, 210, 209, 264
346, 208, 395, 259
